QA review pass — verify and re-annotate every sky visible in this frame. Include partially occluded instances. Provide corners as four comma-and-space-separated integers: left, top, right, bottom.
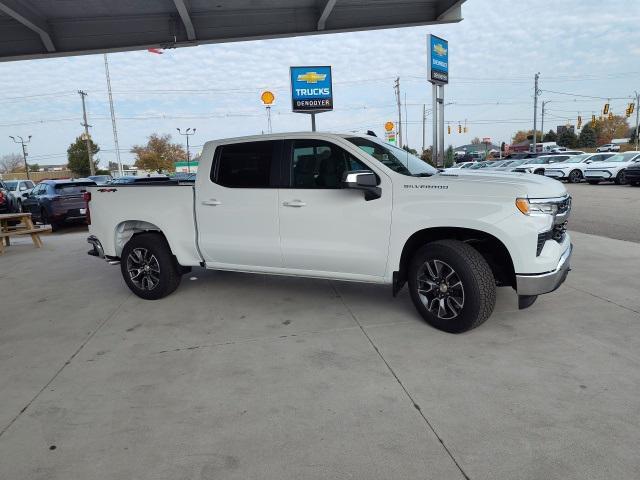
0, 0, 639, 168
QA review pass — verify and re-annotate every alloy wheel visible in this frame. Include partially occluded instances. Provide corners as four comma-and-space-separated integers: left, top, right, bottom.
417, 259, 465, 320
126, 247, 161, 291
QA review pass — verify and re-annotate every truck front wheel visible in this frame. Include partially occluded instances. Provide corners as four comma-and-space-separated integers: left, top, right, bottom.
120, 232, 182, 300
408, 240, 496, 333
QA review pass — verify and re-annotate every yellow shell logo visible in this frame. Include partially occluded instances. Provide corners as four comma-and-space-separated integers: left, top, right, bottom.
433, 43, 447, 56
297, 72, 327, 83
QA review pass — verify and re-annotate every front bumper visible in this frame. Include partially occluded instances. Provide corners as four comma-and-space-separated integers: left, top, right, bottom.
516, 243, 572, 296
584, 170, 613, 180
544, 169, 566, 179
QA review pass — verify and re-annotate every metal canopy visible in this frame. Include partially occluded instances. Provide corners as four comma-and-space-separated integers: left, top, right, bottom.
0, 0, 465, 62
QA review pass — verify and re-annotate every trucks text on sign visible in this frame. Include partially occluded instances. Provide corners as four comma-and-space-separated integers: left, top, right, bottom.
290, 66, 333, 113
427, 34, 448, 84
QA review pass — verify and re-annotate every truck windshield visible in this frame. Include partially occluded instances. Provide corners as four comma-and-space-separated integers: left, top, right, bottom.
345, 136, 438, 177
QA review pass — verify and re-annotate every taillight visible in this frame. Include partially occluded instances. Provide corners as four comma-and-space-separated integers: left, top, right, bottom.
84, 191, 91, 225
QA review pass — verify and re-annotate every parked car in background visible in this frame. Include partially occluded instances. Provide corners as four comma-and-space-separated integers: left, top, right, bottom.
512, 155, 570, 175
22, 179, 96, 230
110, 175, 170, 185
88, 175, 113, 185
3, 179, 35, 208
491, 159, 528, 172
544, 153, 616, 183
624, 160, 640, 186
584, 151, 640, 185
596, 144, 620, 153
549, 150, 584, 156
0, 179, 22, 214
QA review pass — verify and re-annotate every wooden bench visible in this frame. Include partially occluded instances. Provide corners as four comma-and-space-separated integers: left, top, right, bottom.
0, 213, 51, 254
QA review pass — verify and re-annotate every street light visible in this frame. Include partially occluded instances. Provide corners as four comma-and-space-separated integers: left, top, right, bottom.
176, 128, 196, 173
9, 135, 32, 180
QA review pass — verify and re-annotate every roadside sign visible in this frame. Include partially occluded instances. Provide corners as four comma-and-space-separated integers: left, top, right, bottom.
385, 121, 394, 132
427, 34, 448, 84
261, 90, 275, 105
290, 66, 333, 113
385, 131, 396, 144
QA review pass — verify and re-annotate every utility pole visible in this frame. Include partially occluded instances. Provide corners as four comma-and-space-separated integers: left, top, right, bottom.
635, 91, 639, 151
9, 135, 31, 180
422, 104, 426, 152
177, 128, 196, 173
78, 90, 95, 176
104, 54, 123, 177
541, 100, 550, 141
394, 77, 403, 148
532, 72, 540, 153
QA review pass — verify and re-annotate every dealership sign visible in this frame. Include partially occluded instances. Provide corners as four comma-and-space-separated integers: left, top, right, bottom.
290, 66, 333, 113
427, 34, 448, 84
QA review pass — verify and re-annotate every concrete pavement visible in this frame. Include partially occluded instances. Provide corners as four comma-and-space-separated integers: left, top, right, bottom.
1, 229, 639, 479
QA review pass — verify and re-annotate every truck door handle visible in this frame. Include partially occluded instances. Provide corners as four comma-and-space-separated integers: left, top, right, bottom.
201, 199, 222, 206
282, 200, 306, 207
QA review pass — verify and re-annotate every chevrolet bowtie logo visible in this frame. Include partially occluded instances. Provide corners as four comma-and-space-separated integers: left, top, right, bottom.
297, 72, 327, 83
433, 43, 447, 56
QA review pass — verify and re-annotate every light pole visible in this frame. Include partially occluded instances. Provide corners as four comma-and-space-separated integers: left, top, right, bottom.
9, 135, 32, 180
176, 128, 196, 173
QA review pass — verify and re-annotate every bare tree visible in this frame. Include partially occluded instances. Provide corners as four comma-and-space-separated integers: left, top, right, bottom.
0, 153, 24, 174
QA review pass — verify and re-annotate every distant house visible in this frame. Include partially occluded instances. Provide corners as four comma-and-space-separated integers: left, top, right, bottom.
38, 164, 67, 172
454, 142, 501, 159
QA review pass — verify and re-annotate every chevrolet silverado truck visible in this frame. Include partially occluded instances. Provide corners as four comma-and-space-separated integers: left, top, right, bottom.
86, 133, 572, 333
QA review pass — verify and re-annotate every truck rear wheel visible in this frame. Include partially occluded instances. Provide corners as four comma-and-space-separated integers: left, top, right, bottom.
408, 240, 496, 333
120, 232, 181, 300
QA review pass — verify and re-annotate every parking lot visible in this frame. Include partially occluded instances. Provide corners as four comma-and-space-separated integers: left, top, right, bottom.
1, 184, 639, 480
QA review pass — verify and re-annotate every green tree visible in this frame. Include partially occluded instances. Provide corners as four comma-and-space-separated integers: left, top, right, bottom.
445, 145, 454, 167
420, 147, 434, 167
578, 124, 597, 148
67, 135, 99, 177
131, 133, 185, 173
557, 129, 578, 148
29, 163, 40, 172
402, 145, 418, 155
543, 130, 557, 142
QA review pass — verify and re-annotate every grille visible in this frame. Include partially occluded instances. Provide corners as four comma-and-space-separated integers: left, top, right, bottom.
536, 222, 567, 256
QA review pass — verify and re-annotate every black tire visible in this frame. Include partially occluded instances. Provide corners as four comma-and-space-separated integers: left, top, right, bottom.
568, 169, 583, 183
630, 181, 640, 187
120, 232, 182, 300
408, 240, 496, 333
587, 180, 600, 185
615, 170, 627, 185
41, 208, 59, 232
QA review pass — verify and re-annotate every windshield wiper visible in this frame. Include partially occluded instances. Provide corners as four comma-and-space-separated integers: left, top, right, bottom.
413, 172, 434, 177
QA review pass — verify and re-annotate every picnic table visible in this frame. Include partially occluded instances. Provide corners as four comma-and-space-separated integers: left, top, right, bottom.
0, 212, 51, 254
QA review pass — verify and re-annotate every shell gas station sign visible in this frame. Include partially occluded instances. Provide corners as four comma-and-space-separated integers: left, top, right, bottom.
384, 121, 396, 144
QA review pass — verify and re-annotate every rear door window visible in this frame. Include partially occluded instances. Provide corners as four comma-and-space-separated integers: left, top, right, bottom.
213, 141, 280, 188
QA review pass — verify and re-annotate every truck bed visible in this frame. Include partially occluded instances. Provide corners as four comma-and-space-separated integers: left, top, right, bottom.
87, 184, 201, 265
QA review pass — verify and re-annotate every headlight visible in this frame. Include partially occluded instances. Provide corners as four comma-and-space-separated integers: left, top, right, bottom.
516, 198, 559, 216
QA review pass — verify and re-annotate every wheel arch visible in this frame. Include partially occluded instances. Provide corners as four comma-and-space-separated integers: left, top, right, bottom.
394, 227, 516, 295
114, 220, 166, 257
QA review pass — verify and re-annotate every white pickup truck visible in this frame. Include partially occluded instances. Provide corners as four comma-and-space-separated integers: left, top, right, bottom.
86, 133, 572, 333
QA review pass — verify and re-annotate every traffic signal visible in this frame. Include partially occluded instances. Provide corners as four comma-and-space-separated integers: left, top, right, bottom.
463, 126, 468, 133
603, 103, 610, 115
608, 111, 613, 120
629, 102, 635, 115
458, 124, 462, 133
577, 115, 582, 128
591, 114, 596, 126
626, 106, 632, 118
447, 125, 451, 134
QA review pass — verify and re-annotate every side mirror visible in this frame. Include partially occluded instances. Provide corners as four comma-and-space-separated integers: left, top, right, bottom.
342, 171, 381, 201
22, 192, 29, 198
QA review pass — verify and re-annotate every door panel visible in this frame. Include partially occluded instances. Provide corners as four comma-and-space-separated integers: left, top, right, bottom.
278, 139, 392, 278
196, 140, 283, 268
